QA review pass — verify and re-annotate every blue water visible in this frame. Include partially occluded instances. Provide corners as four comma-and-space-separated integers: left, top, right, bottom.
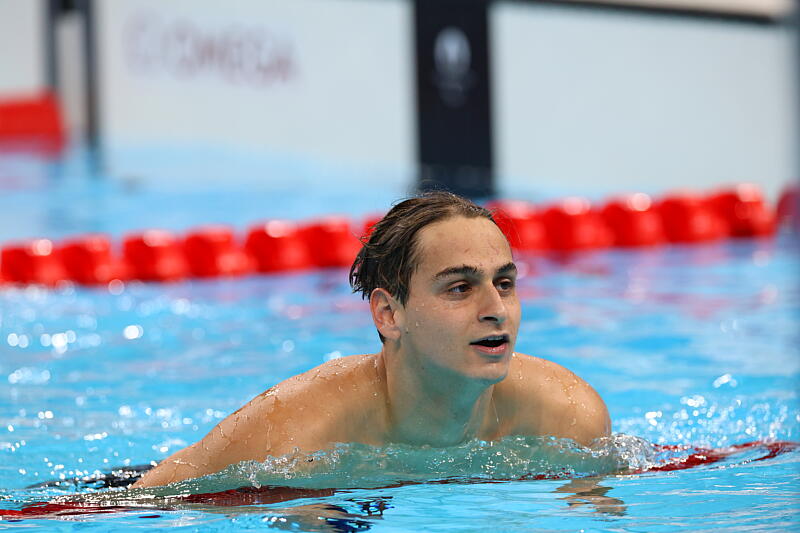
0, 149, 798, 531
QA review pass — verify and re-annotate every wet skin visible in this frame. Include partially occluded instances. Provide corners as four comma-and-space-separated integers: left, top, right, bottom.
133, 216, 610, 488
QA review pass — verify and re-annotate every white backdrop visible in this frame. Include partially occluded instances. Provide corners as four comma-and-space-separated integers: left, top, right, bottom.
492, 3, 797, 200
95, 0, 416, 175
92, 0, 796, 199
0, 0, 46, 96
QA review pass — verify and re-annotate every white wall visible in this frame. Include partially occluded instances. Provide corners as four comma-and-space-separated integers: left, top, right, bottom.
492, 3, 797, 200
95, 0, 415, 177
91, 1, 796, 199
0, 0, 47, 95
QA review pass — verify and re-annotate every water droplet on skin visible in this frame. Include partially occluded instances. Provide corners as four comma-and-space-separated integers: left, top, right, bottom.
264, 424, 272, 451
570, 418, 577, 426
173, 458, 198, 470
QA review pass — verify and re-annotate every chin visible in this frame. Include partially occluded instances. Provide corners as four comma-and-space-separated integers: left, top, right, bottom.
468, 360, 510, 385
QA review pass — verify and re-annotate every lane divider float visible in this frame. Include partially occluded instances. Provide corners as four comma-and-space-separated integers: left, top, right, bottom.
0, 183, 796, 288
0, 92, 65, 156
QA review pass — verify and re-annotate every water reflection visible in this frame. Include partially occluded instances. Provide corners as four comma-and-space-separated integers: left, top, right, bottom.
259, 497, 389, 532
555, 476, 626, 517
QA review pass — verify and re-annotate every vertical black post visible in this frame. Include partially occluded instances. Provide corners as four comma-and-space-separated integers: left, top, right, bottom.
414, 0, 494, 198
45, 0, 60, 91
78, 0, 99, 150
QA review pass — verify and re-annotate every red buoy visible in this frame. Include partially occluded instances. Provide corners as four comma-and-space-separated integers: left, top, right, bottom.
0, 92, 65, 155
0, 239, 67, 285
123, 230, 189, 281
487, 200, 548, 251
184, 225, 253, 278
300, 217, 362, 268
245, 220, 313, 272
60, 234, 129, 284
656, 192, 726, 243
540, 197, 612, 251
707, 184, 775, 237
601, 193, 665, 247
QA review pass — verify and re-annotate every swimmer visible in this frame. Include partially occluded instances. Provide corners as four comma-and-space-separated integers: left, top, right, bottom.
133, 191, 610, 488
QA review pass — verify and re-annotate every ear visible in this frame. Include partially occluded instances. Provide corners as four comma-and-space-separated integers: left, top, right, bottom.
370, 288, 403, 341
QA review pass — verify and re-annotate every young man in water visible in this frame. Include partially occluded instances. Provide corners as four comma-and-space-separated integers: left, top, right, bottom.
133, 192, 610, 488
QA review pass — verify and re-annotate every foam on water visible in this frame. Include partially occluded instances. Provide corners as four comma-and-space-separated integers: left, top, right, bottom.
23, 434, 650, 509
183, 434, 650, 491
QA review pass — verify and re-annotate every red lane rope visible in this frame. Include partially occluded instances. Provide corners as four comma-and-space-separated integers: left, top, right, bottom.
0, 183, 796, 287
642, 440, 798, 473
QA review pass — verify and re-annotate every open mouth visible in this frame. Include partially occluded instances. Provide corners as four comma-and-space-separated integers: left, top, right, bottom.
470, 335, 510, 349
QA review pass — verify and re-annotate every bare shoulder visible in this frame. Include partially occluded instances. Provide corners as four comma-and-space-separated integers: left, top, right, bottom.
265, 353, 382, 407
497, 353, 610, 446
268, 353, 373, 391
246, 353, 386, 449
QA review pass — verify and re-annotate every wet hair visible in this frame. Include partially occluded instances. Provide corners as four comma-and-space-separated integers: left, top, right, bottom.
349, 191, 498, 342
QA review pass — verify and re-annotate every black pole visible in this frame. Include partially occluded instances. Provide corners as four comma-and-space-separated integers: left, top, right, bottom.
414, 0, 494, 198
76, 0, 98, 150
44, 0, 61, 91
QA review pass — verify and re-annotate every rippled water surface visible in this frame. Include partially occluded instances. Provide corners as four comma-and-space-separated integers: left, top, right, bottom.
0, 151, 798, 531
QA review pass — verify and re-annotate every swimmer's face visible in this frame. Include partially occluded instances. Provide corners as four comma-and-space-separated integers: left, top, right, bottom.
397, 215, 520, 384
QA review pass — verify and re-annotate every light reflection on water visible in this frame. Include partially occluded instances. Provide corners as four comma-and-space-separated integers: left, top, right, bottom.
1, 230, 799, 530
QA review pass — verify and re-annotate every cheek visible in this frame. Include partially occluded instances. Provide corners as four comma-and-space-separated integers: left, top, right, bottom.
509, 299, 522, 327
408, 305, 456, 339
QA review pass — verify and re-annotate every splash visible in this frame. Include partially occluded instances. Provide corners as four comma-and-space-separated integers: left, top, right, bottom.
17, 435, 652, 506
181, 434, 653, 493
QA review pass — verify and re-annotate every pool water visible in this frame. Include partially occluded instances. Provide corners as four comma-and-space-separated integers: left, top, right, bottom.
0, 150, 799, 531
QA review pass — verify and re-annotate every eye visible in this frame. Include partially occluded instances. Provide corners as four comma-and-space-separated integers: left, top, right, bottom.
447, 282, 471, 294
496, 278, 515, 292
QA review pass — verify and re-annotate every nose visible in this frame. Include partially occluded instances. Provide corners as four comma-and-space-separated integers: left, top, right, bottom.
478, 285, 507, 325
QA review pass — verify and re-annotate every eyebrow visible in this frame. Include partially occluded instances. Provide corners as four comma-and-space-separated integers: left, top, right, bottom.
432, 262, 517, 282
497, 262, 518, 276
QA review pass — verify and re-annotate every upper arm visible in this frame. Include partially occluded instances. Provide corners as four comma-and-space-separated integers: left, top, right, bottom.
133, 392, 278, 488
131, 355, 378, 488
564, 379, 611, 446
509, 354, 611, 447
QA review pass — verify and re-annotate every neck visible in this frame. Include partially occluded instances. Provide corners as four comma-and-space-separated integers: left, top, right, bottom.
377, 344, 500, 447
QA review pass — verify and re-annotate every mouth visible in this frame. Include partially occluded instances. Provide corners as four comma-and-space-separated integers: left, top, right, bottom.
469, 334, 511, 356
